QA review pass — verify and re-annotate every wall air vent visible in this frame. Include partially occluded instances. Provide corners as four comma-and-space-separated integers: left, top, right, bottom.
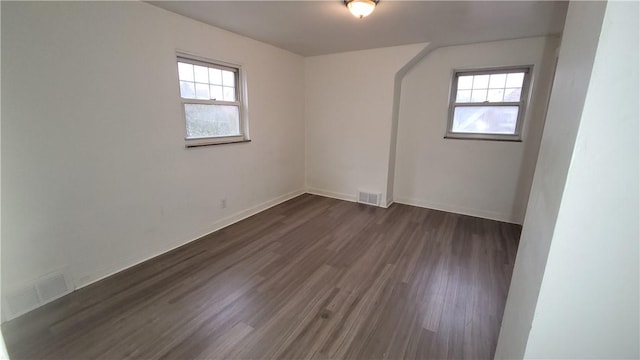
3, 270, 73, 320
357, 190, 381, 206
36, 272, 72, 304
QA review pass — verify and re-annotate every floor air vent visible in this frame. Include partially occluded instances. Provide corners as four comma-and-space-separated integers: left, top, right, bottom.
357, 191, 381, 206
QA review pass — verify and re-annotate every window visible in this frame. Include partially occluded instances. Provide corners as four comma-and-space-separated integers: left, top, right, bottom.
446, 66, 532, 141
177, 54, 248, 147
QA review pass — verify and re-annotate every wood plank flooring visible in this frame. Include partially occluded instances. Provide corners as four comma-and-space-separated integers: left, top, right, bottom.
2, 194, 520, 359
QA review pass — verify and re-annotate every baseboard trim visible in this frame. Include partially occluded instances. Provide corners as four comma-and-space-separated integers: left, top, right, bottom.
394, 197, 521, 224
306, 187, 395, 208
306, 187, 357, 203
76, 191, 517, 291
75, 188, 306, 291
11, 189, 516, 322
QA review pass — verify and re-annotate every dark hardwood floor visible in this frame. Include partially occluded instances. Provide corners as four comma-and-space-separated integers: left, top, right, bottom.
2, 194, 520, 359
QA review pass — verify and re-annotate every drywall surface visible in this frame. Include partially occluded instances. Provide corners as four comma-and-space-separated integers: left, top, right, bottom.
1, 1, 304, 318
304, 43, 426, 206
386, 43, 437, 206
494, 1, 607, 358
394, 36, 558, 224
0, 2, 9, 355
523, 1, 639, 358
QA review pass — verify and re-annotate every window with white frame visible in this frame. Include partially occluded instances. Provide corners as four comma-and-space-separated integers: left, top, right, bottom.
177, 54, 248, 147
446, 66, 532, 141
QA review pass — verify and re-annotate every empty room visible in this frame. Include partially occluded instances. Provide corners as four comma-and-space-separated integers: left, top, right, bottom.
0, 1, 637, 359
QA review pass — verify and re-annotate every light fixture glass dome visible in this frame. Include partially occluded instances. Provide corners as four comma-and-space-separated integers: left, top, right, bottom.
346, 0, 377, 19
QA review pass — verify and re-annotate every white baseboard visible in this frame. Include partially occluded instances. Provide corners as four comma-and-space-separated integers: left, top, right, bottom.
7, 189, 518, 322
394, 197, 521, 224
306, 187, 394, 208
306, 187, 357, 203
75, 188, 306, 291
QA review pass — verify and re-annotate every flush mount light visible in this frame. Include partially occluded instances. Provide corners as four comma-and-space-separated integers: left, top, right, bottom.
345, 0, 378, 19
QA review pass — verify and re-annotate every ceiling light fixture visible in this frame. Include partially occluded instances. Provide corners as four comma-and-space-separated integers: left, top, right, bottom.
345, 0, 378, 19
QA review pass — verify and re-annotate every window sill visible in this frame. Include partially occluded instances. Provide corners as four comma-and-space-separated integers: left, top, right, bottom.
444, 135, 522, 142
185, 139, 251, 148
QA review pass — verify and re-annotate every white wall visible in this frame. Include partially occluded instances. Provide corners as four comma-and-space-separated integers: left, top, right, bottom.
1, 1, 305, 318
495, 1, 629, 358
393, 37, 559, 224
304, 44, 426, 206
523, 1, 639, 357
0, 1, 9, 356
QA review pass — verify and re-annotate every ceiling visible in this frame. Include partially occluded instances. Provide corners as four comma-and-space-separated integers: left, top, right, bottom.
149, 1, 568, 57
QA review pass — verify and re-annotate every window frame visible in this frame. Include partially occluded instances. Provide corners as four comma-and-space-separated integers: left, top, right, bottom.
445, 65, 533, 142
176, 52, 250, 147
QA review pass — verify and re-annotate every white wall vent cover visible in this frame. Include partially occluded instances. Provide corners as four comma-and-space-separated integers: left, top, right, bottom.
357, 190, 381, 206
4, 270, 73, 320
37, 273, 72, 304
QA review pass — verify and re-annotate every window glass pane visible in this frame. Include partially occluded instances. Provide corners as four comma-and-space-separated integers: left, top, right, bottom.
194, 65, 209, 83
471, 89, 488, 102
222, 70, 235, 87
210, 85, 223, 100
472, 74, 490, 89
456, 90, 471, 102
506, 72, 525, 88
195, 83, 210, 99
489, 74, 507, 89
184, 104, 240, 138
209, 68, 222, 85
504, 88, 522, 101
179, 81, 195, 98
487, 89, 505, 102
178, 62, 194, 82
452, 106, 519, 134
457, 75, 473, 90
223, 86, 236, 101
